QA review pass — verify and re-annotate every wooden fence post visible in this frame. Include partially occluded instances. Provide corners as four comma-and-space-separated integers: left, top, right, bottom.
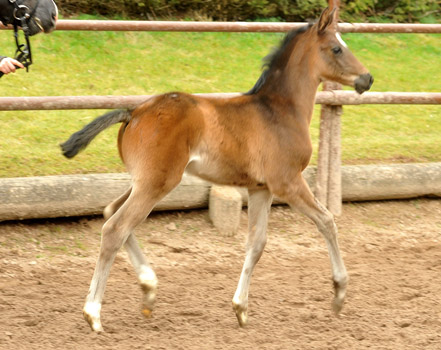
315, 0, 343, 216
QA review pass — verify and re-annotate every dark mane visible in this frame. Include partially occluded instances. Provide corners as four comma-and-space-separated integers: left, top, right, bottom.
245, 24, 313, 95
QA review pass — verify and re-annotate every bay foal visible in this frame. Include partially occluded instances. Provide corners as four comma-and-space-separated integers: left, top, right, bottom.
61, 7, 373, 332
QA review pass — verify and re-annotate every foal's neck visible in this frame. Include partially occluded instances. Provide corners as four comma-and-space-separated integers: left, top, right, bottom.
258, 39, 320, 125
259, 68, 320, 126
287, 71, 320, 124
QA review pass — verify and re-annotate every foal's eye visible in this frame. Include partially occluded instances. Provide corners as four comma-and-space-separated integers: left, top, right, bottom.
332, 46, 343, 55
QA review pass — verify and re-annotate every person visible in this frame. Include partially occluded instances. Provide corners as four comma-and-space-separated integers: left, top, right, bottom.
0, 0, 58, 75
0, 56, 24, 74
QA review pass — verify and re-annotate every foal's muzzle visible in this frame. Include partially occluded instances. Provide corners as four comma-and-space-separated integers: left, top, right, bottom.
354, 73, 374, 94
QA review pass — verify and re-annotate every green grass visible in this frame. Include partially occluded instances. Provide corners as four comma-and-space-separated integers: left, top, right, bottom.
0, 21, 440, 178
340, 33, 441, 164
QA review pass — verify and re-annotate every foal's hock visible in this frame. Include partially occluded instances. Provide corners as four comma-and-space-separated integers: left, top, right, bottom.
61, 7, 373, 332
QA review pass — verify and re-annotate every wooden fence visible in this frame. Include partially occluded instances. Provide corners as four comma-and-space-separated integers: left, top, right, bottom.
3, 20, 440, 33
0, 92, 440, 110
1, 18, 440, 219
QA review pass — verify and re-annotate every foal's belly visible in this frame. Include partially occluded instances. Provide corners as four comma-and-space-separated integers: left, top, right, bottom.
184, 154, 264, 188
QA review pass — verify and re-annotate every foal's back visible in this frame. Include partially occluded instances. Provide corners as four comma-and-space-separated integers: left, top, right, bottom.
119, 91, 311, 190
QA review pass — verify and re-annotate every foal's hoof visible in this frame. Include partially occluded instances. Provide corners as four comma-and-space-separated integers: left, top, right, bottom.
139, 265, 158, 318
140, 295, 156, 319
140, 285, 157, 318
83, 302, 104, 333
141, 307, 153, 318
332, 297, 344, 315
232, 303, 248, 327
332, 278, 347, 315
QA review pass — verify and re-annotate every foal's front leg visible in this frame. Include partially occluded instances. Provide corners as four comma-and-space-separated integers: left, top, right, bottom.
281, 176, 348, 314
232, 189, 273, 327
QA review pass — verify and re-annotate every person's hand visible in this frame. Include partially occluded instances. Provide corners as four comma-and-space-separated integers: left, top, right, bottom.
0, 57, 25, 74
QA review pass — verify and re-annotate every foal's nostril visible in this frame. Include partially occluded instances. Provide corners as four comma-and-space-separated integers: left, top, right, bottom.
354, 73, 374, 94
361, 73, 373, 86
365, 73, 374, 89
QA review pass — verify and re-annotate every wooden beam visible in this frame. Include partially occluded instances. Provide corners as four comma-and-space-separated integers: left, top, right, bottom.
0, 92, 439, 111
2, 21, 440, 33
1, 164, 440, 222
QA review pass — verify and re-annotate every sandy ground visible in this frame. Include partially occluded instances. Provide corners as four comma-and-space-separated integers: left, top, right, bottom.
0, 199, 440, 350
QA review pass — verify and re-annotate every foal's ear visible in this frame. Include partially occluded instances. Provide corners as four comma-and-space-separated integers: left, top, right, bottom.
317, 7, 337, 34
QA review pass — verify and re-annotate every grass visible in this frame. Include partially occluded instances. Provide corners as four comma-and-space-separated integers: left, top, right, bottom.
0, 19, 440, 178
340, 33, 441, 164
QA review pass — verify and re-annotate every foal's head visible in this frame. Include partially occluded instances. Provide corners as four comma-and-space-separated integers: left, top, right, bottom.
311, 7, 373, 94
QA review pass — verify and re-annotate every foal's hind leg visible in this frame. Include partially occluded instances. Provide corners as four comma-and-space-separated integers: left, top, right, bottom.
232, 188, 273, 327
124, 233, 157, 318
103, 187, 158, 317
275, 176, 348, 314
103, 187, 131, 220
83, 183, 167, 332
101, 186, 157, 317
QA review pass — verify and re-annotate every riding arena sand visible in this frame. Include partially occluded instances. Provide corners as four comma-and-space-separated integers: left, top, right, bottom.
1, 199, 440, 349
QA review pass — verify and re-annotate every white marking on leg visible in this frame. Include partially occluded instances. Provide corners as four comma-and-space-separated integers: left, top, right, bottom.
139, 265, 158, 288
233, 253, 255, 306
83, 228, 119, 332
84, 301, 101, 317
83, 188, 158, 332
83, 301, 103, 332
124, 234, 158, 317
232, 189, 272, 326
124, 235, 157, 290
139, 264, 158, 317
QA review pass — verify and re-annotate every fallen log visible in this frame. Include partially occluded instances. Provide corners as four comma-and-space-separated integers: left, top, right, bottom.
340, 163, 441, 201
0, 163, 440, 222
0, 173, 210, 221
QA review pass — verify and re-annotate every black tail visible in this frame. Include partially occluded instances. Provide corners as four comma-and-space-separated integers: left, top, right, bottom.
60, 109, 131, 159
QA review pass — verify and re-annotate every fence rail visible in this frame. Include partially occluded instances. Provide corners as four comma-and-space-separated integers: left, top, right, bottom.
2, 20, 441, 33
0, 91, 439, 111
54, 21, 441, 34
1, 17, 440, 219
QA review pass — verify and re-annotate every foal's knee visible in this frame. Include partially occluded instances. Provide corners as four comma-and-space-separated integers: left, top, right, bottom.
246, 230, 267, 257
99, 220, 127, 259
315, 210, 337, 238
251, 238, 267, 257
